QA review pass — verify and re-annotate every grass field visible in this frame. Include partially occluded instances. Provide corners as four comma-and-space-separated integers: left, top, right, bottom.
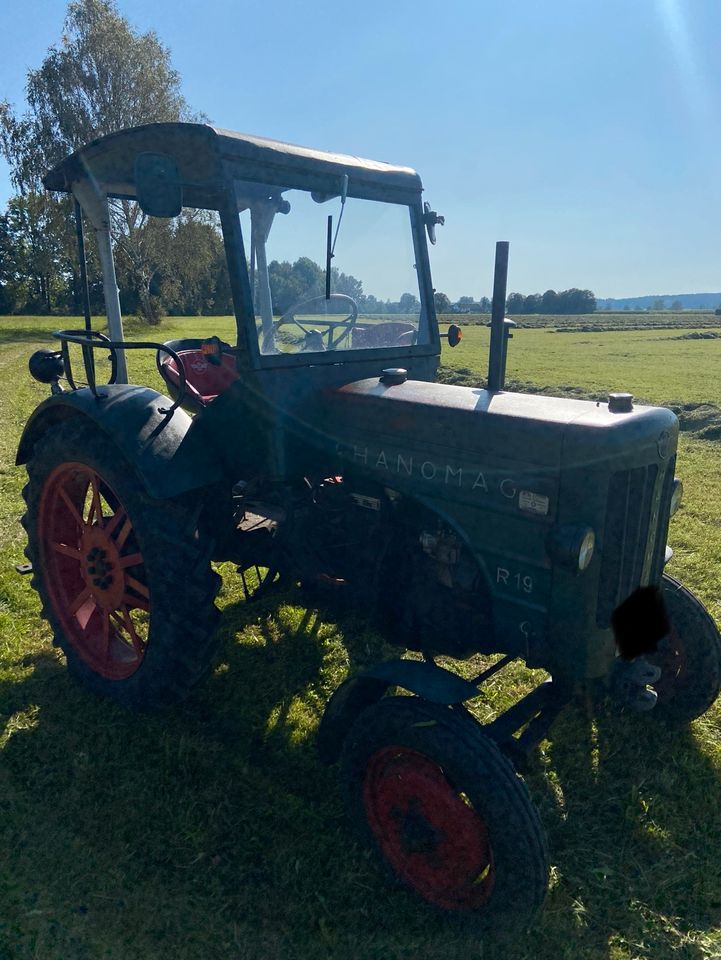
440, 321, 721, 409
2, 315, 721, 960
446, 311, 721, 331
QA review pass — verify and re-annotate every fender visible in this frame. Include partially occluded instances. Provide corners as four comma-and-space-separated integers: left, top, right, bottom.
317, 658, 479, 764
16, 384, 225, 499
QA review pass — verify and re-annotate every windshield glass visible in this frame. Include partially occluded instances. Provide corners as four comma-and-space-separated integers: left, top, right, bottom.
235, 182, 426, 355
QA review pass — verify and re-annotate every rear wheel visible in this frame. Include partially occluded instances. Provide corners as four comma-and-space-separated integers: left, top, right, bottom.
648, 574, 721, 723
339, 697, 549, 931
22, 419, 221, 708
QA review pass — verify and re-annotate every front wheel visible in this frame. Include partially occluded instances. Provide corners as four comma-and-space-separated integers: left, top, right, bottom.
648, 574, 721, 723
339, 697, 549, 931
22, 419, 221, 709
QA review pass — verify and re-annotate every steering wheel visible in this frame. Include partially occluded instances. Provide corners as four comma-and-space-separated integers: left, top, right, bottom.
272, 294, 359, 351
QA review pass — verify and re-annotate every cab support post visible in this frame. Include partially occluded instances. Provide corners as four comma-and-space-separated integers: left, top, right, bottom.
487, 240, 510, 392
74, 199, 96, 390
71, 180, 128, 383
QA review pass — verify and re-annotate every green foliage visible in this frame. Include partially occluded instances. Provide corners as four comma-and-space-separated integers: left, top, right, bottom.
0, 212, 28, 313
0, 199, 234, 320
0, 0, 198, 324
162, 216, 233, 316
506, 288, 597, 315
266, 256, 324, 314
1, 0, 191, 191
2, 193, 73, 314
263, 258, 366, 315
398, 291, 420, 313
451, 296, 492, 313
433, 291, 451, 314
109, 208, 233, 324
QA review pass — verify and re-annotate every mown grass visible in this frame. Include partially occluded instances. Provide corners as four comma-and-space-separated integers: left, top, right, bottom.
441, 311, 721, 331
1, 315, 721, 959
440, 322, 721, 409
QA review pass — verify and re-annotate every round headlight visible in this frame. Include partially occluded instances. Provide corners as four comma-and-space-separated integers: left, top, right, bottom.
29, 349, 64, 384
546, 525, 595, 572
670, 478, 683, 517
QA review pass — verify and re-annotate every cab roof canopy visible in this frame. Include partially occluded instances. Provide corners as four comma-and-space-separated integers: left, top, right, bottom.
44, 122, 423, 209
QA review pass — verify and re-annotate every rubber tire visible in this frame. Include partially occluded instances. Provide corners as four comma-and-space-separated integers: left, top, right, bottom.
339, 696, 549, 932
648, 574, 721, 723
21, 418, 222, 709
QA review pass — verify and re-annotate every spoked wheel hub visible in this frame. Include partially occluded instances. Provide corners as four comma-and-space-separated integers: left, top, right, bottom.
81, 526, 124, 608
363, 745, 495, 910
39, 461, 150, 680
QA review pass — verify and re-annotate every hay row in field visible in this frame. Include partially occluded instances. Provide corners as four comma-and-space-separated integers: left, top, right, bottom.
437, 367, 721, 441
439, 312, 721, 330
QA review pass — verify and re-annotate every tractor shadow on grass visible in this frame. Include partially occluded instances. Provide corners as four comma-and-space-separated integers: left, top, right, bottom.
197, 582, 389, 757
2, 587, 449, 958
520, 700, 721, 959
4, 602, 721, 959
0, 327, 61, 347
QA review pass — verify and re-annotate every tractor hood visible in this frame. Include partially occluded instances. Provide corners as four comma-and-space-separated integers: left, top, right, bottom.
317, 377, 678, 682
321, 377, 678, 518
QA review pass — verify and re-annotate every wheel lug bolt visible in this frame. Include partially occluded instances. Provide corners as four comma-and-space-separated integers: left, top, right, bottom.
88, 566, 96, 574
93, 578, 102, 587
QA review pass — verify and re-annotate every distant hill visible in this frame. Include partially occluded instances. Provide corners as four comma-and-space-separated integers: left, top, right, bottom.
597, 293, 721, 311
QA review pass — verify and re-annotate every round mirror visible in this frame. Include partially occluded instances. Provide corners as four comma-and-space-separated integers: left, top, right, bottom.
423, 201, 445, 245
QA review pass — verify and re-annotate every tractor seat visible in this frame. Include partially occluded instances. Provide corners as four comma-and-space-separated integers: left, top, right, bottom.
156, 338, 240, 409
351, 321, 416, 348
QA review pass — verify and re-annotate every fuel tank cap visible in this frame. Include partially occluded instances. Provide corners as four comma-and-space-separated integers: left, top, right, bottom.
608, 392, 634, 413
380, 368, 407, 385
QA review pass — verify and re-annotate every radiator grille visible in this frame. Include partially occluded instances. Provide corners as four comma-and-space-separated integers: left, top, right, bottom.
649, 457, 676, 583
597, 464, 658, 626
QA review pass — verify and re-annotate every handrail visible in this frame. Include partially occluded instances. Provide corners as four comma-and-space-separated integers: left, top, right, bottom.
52, 329, 188, 416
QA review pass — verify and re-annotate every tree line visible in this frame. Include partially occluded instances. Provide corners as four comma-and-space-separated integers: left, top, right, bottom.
505, 288, 596, 314
433, 290, 597, 315
0, 191, 422, 318
0, 189, 598, 318
0, 194, 234, 319
263, 257, 419, 316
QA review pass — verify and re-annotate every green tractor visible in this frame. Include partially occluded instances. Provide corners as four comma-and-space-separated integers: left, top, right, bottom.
19, 122, 721, 930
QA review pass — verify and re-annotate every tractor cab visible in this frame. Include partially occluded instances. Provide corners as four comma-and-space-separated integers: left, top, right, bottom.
39, 122, 443, 414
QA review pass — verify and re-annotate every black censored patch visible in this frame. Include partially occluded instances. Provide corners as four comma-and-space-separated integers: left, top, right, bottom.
612, 585, 671, 660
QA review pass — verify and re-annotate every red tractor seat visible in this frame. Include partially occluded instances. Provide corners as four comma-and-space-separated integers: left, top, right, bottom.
157, 339, 240, 408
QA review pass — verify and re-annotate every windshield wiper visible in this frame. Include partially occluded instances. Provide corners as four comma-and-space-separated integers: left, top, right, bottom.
325, 174, 348, 299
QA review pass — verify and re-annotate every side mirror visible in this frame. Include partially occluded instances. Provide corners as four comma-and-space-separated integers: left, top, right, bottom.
135, 153, 182, 218
423, 201, 445, 245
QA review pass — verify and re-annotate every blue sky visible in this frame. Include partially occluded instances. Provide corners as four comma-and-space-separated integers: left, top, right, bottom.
1, 0, 720, 299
